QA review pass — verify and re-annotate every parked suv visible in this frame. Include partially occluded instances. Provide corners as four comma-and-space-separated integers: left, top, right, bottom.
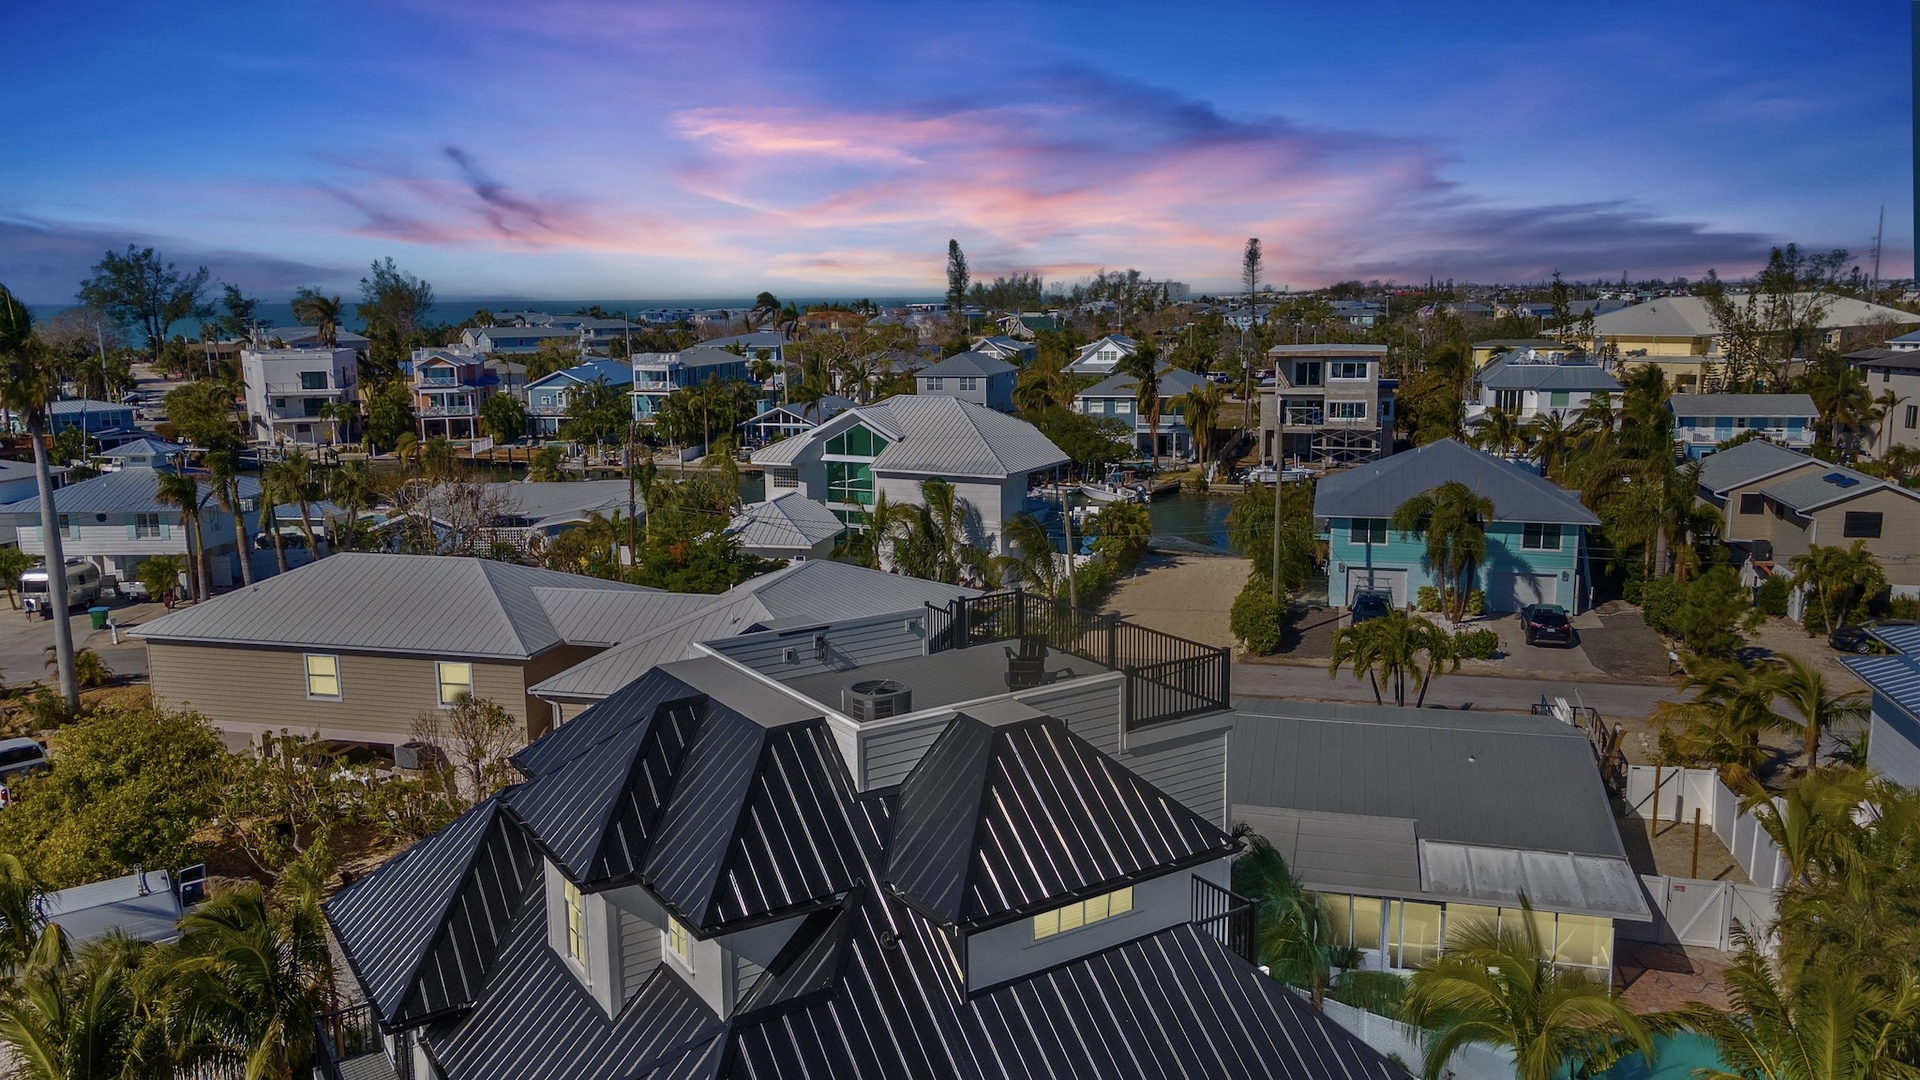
1350, 589, 1393, 624
1520, 603, 1574, 647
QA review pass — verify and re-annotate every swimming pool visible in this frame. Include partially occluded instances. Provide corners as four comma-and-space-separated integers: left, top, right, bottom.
1593, 1033, 1728, 1080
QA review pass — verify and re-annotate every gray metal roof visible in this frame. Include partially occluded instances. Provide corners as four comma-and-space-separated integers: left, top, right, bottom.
132, 552, 665, 659
1265, 344, 1388, 357
101, 437, 185, 458
1420, 841, 1647, 920
1077, 366, 1211, 400
864, 395, 1068, 477
1592, 295, 1916, 338
1871, 624, 1920, 656
45, 399, 134, 415
725, 493, 844, 553
41, 869, 186, 946
1229, 699, 1626, 858
2, 467, 264, 516
1232, 806, 1423, 897
1313, 438, 1598, 526
1693, 439, 1816, 495
1669, 393, 1818, 418
529, 561, 976, 701
1478, 362, 1622, 393
916, 351, 1017, 378
431, 479, 638, 529
1762, 464, 1906, 513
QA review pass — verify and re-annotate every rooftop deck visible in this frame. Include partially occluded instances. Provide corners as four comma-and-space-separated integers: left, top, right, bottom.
783, 642, 1103, 714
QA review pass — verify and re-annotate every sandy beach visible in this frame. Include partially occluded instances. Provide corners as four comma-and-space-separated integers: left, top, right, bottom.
1102, 552, 1250, 647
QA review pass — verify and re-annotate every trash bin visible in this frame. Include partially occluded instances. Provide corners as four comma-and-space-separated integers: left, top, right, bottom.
88, 606, 111, 630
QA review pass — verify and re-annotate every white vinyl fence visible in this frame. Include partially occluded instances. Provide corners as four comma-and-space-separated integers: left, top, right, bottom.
1621, 765, 1789, 889
1615, 765, 1784, 953
1317, 997, 1514, 1080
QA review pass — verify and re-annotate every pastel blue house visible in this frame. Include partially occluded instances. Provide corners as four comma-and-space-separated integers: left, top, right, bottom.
1314, 438, 1599, 613
524, 359, 634, 437
630, 346, 757, 422
1073, 365, 1210, 461
1669, 393, 1817, 460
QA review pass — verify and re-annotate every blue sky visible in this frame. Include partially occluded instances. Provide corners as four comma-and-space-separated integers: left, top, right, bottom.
0, 0, 1909, 302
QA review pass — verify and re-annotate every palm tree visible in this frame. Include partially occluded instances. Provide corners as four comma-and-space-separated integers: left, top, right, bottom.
1405, 901, 1652, 1080
0, 925, 171, 1080
165, 885, 332, 1080
1771, 655, 1869, 769
1474, 406, 1527, 459
1658, 930, 1920, 1080
1390, 481, 1495, 624
892, 479, 987, 585
1742, 766, 1874, 886
1118, 345, 1163, 473
327, 460, 380, 551
135, 554, 186, 607
1570, 391, 1616, 454
265, 454, 323, 559
1527, 412, 1572, 480
0, 853, 41, 977
1179, 381, 1224, 464
290, 288, 343, 348
155, 471, 209, 602
1880, 442, 1920, 483
0, 544, 34, 610
995, 512, 1064, 597
1329, 609, 1460, 707
1232, 836, 1348, 1008
831, 491, 908, 569
205, 447, 254, 588
1653, 656, 1788, 787
1789, 540, 1888, 635
0, 283, 78, 707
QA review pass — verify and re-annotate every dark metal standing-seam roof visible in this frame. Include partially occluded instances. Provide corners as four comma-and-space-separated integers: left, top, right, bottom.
324, 796, 535, 1026
509, 711, 674, 881
1312, 437, 1598, 526
1229, 700, 1625, 857
886, 713, 1234, 928
514, 667, 702, 778
420, 902, 724, 1080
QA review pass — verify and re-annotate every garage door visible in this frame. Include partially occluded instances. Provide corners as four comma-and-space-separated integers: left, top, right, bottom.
1345, 568, 1408, 607
1486, 572, 1556, 612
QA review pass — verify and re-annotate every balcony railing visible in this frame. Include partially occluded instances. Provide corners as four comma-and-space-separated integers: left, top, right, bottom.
311, 1002, 396, 1080
1192, 876, 1256, 965
925, 589, 1230, 730
528, 402, 570, 416
266, 381, 344, 396
420, 403, 477, 417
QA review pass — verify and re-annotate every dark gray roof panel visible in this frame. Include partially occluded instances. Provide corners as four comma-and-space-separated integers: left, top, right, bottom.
1313, 438, 1598, 526
514, 666, 701, 778
887, 713, 1233, 927
1229, 700, 1625, 858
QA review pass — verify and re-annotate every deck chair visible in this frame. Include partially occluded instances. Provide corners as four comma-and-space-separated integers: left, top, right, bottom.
1005, 634, 1049, 690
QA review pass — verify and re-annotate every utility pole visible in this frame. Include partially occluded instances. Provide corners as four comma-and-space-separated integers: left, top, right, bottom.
1059, 479, 1078, 609
1270, 476, 1284, 607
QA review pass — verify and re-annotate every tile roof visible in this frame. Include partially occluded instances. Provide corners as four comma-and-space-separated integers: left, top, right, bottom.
1312, 438, 1598, 526
886, 710, 1233, 929
724, 494, 844, 553
131, 552, 665, 659
1693, 439, 1817, 494
528, 561, 976, 701
916, 351, 1017, 378
1669, 393, 1818, 417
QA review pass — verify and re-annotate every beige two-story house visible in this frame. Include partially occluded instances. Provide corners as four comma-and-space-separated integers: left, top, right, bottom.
134, 553, 715, 750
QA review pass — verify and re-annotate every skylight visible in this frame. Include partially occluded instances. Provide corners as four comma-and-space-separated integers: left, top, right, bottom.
1822, 472, 1862, 488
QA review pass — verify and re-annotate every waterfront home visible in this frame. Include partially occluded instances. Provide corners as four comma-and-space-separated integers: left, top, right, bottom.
1469, 352, 1622, 423
631, 347, 756, 424
750, 395, 1067, 553
1668, 393, 1818, 458
913, 351, 1017, 412
408, 479, 639, 552
1073, 364, 1209, 461
413, 348, 505, 441
526, 359, 634, 437
1257, 344, 1395, 466
1315, 437, 1598, 611
12, 399, 137, 441
242, 344, 359, 446
462, 324, 581, 355
735, 395, 856, 449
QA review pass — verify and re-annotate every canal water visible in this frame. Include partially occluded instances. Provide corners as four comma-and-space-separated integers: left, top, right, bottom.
1147, 492, 1236, 553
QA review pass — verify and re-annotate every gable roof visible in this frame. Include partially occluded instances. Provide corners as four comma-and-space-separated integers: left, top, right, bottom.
131, 552, 666, 659
438, 479, 638, 530
917, 351, 1017, 378
529, 561, 975, 701
726, 493, 844, 552
101, 437, 186, 459
754, 396, 1066, 479
1313, 438, 1598, 526
886, 710, 1233, 929
526, 358, 634, 390
2, 467, 260, 516
1478, 361, 1621, 393
1843, 348, 1920, 372
1669, 393, 1818, 418
1694, 439, 1820, 495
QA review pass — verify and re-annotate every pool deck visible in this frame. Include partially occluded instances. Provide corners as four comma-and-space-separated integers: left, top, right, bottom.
1614, 939, 1733, 1013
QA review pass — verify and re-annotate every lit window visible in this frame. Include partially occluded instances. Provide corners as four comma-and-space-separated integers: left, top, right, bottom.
563, 880, 587, 965
1032, 886, 1133, 940
1522, 523, 1563, 550
664, 916, 694, 971
436, 661, 472, 707
304, 654, 341, 699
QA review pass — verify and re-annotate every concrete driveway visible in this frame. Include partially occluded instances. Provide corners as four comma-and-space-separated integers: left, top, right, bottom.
1481, 612, 1599, 675
0, 597, 154, 689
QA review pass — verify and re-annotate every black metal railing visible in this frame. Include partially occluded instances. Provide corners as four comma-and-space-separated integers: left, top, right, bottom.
927, 590, 1231, 730
1192, 876, 1256, 965
312, 1001, 388, 1080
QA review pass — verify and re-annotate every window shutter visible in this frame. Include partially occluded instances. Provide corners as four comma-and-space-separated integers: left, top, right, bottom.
127, 521, 137, 540
162, 521, 172, 540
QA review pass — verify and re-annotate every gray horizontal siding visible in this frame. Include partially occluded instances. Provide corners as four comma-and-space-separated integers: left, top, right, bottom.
1022, 677, 1123, 754
1123, 729, 1228, 828
860, 714, 953, 788
715, 614, 928, 680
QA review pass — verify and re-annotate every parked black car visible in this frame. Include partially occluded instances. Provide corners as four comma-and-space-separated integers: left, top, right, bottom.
1829, 619, 1916, 654
1350, 589, 1393, 624
1520, 603, 1574, 647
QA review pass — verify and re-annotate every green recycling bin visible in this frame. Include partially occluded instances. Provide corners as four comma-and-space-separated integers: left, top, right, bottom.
88, 606, 111, 630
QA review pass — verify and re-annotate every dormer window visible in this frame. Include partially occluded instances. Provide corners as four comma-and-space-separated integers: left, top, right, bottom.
1032, 885, 1133, 940
663, 916, 694, 972
563, 880, 588, 966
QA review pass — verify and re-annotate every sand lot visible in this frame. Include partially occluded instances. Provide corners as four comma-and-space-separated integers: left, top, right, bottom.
1103, 553, 1248, 647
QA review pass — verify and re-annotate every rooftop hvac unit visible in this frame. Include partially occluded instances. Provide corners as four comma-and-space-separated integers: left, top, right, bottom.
843, 679, 912, 723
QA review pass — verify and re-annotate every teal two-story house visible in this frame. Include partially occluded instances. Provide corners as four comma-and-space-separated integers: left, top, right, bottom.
1314, 438, 1599, 613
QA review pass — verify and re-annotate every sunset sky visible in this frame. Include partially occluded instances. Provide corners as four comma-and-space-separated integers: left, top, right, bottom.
1, 0, 1910, 302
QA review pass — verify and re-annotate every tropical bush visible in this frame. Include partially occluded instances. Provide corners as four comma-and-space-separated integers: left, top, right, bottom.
1415, 585, 1442, 613
1230, 575, 1285, 655
1755, 572, 1791, 617
1453, 627, 1499, 660
1464, 588, 1485, 617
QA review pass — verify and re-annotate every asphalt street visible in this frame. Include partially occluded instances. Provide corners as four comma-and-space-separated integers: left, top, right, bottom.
1232, 661, 1676, 721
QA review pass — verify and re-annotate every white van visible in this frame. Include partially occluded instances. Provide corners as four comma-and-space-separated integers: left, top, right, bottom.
20, 558, 103, 612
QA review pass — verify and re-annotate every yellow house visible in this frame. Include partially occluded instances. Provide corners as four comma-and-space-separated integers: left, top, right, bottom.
1588, 295, 1917, 390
